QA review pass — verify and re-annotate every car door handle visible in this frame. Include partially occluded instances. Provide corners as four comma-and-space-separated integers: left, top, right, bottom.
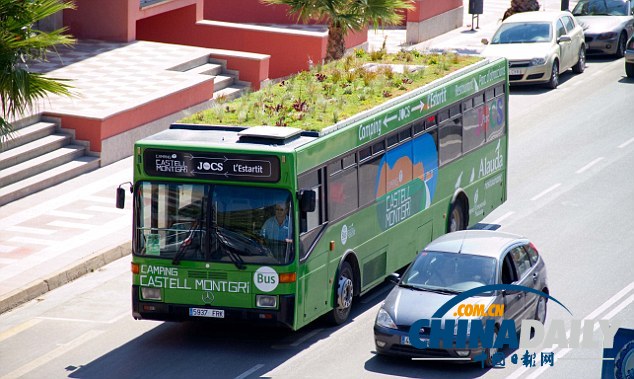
533, 273, 538, 283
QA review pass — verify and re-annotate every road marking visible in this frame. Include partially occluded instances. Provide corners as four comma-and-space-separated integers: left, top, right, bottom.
290, 329, 322, 347
0, 330, 104, 379
85, 205, 128, 214
0, 245, 17, 253
0, 319, 42, 343
8, 236, 56, 246
47, 220, 95, 230
234, 364, 264, 379
487, 211, 514, 228
575, 157, 604, 174
47, 210, 94, 220
530, 183, 562, 201
5, 226, 56, 235
618, 137, 634, 148
82, 195, 115, 204
361, 285, 392, 304
507, 282, 634, 379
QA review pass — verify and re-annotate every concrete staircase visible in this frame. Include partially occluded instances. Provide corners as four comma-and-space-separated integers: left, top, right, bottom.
0, 117, 100, 206
169, 56, 251, 101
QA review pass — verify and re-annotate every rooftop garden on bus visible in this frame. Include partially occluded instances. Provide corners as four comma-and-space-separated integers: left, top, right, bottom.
181, 49, 481, 131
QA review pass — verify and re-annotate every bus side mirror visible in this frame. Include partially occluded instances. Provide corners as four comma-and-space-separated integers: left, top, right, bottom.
116, 182, 132, 209
299, 189, 316, 213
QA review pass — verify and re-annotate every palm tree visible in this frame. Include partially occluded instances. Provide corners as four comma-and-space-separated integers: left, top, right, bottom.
261, 0, 415, 61
503, 0, 541, 20
0, 0, 76, 149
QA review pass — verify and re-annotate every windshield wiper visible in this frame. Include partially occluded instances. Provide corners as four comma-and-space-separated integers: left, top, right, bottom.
172, 223, 199, 265
399, 283, 460, 295
213, 226, 246, 270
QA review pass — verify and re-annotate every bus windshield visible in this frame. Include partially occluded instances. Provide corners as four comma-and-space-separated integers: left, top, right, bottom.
135, 182, 294, 266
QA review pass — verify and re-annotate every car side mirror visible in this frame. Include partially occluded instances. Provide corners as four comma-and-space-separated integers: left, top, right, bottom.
298, 189, 316, 213
558, 35, 572, 43
501, 289, 507, 297
481, 38, 490, 45
387, 273, 400, 284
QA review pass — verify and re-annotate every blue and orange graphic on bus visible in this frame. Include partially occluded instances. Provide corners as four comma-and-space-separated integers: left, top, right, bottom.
376, 133, 438, 230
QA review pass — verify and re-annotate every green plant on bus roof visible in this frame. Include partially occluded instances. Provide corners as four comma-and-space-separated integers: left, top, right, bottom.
180, 50, 481, 131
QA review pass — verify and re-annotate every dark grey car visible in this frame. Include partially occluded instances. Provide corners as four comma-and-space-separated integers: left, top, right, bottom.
373, 230, 548, 367
572, 0, 634, 56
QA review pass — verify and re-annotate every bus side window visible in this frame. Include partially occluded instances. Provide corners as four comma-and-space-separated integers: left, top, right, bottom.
298, 170, 323, 234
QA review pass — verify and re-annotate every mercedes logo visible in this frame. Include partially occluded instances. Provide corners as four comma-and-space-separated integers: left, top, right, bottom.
202, 292, 214, 304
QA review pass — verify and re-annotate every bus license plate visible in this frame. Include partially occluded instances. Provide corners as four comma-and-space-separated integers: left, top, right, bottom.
190, 308, 224, 318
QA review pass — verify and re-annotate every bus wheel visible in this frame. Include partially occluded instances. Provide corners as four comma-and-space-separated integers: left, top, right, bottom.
448, 201, 466, 232
329, 261, 354, 325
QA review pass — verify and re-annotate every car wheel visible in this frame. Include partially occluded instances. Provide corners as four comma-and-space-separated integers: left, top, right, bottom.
546, 60, 559, 89
328, 261, 354, 325
616, 33, 627, 58
572, 47, 585, 74
448, 200, 466, 232
484, 327, 499, 368
626, 62, 634, 78
534, 295, 547, 324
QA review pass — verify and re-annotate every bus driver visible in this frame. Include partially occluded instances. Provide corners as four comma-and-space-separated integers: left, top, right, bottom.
261, 202, 292, 243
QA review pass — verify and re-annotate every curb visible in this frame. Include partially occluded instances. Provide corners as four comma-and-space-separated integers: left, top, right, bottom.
0, 241, 131, 315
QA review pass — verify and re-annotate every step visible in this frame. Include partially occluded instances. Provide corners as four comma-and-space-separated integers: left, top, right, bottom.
167, 55, 212, 72
0, 134, 71, 170
0, 145, 86, 187
184, 63, 223, 76
2, 121, 57, 151
212, 84, 250, 102
213, 75, 235, 92
0, 155, 100, 206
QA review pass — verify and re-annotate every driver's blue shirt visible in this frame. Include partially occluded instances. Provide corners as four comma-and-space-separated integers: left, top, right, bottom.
261, 217, 291, 241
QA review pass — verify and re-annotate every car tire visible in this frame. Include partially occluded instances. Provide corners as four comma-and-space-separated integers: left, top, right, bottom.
546, 60, 559, 90
484, 327, 500, 368
534, 295, 547, 324
448, 200, 466, 233
328, 261, 354, 325
572, 47, 585, 74
616, 33, 627, 58
626, 62, 634, 78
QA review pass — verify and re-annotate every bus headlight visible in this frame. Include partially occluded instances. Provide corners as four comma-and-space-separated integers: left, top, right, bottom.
141, 287, 162, 301
256, 295, 277, 308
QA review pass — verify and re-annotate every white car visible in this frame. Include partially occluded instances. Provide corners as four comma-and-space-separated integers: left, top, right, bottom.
482, 11, 586, 89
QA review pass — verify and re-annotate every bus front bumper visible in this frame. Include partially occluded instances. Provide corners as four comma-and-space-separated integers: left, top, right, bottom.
132, 286, 295, 328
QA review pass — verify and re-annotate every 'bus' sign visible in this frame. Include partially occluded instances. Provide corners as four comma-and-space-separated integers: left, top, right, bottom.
144, 149, 280, 182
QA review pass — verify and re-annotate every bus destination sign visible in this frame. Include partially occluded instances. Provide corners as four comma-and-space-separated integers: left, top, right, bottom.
144, 149, 280, 182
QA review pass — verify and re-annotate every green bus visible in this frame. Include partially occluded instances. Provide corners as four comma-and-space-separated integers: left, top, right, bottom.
116, 57, 509, 330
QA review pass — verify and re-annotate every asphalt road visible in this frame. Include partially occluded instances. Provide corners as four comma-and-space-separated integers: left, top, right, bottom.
0, 57, 632, 379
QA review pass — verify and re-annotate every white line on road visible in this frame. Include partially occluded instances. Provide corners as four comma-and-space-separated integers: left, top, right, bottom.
82, 195, 115, 204
47, 210, 94, 220
530, 183, 562, 201
47, 220, 95, 230
487, 211, 515, 228
575, 157, 604, 174
507, 282, 634, 379
618, 137, 634, 149
85, 205, 128, 214
0, 330, 104, 379
8, 236, 57, 246
290, 329, 322, 347
0, 245, 17, 253
234, 364, 265, 379
5, 226, 56, 235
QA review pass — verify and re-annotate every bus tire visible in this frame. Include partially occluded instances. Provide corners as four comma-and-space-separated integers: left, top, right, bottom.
328, 261, 354, 325
448, 200, 466, 232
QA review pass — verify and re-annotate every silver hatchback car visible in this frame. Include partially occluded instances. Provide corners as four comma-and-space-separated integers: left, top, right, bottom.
374, 230, 548, 367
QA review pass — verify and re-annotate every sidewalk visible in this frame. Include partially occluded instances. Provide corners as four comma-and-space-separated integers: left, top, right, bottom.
0, 0, 575, 315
